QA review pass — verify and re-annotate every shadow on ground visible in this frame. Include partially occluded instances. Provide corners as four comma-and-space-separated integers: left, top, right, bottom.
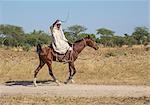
5, 80, 55, 86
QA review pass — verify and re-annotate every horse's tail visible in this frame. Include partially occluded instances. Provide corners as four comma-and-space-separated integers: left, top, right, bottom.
36, 44, 42, 54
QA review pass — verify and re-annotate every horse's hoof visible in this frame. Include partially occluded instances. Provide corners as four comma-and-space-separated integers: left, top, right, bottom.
55, 80, 61, 86
70, 79, 75, 83
33, 78, 38, 87
64, 79, 69, 84
33, 83, 37, 87
64, 81, 68, 84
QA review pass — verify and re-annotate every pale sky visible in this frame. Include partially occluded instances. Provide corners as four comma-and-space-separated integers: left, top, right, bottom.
0, 0, 150, 35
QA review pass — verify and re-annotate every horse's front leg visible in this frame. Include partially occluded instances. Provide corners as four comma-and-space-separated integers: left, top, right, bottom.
65, 62, 76, 84
70, 62, 76, 83
64, 63, 72, 84
47, 61, 60, 85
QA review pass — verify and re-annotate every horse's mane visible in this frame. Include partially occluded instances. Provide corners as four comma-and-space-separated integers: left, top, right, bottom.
74, 38, 84, 43
74, 36, 93, 43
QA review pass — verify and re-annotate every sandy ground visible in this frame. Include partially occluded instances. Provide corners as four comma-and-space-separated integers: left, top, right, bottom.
0, 82, 150, 97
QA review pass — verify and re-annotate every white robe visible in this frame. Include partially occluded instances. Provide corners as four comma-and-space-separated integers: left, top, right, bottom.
50, 25, 72, 54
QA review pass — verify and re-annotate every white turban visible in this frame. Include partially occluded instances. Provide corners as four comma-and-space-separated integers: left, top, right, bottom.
56, 21, 62, 25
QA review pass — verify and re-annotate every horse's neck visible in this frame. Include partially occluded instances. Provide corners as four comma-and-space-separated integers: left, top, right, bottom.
73, 40, 86, 54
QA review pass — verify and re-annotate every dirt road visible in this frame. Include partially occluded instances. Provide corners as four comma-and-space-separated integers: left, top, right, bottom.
0, 82, 150, 97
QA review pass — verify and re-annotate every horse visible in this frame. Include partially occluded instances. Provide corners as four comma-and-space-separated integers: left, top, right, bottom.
33, 36, 99, 86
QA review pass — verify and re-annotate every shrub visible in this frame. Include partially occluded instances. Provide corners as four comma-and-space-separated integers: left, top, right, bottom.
22, 44, 31, 51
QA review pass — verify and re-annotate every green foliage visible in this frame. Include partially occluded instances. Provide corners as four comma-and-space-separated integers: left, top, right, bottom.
96, 38, 101, 43
66, 25, 88, 43
131, 26, 149, 44
64, 32, 76, 43
78, 33, 96, 39
25, 34, 38, 46
67, 25, 87, 37
22, 44, 31, 51
0, 24, 51, 48
3, 37, 18, 47
64, 32, 96, 43
0, 38, 5, 45
124, 34, 136, 47
0, 24, 26, 47
96, 28, 115, 37
98, 36, 114, 47
112, 36, 125, 47
25, 31, 51, 46
0, 24, 149, 49
0, 24, 24, 37
96, 27, 150, 47
96, 28, 116, 47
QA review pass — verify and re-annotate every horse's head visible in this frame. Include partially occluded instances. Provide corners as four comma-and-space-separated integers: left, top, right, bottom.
84, 35, 99, 50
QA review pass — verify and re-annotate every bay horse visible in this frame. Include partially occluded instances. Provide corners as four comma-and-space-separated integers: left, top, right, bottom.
33, 36, 99, 86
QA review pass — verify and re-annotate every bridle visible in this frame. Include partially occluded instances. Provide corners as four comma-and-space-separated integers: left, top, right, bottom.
82, 38, 87, 47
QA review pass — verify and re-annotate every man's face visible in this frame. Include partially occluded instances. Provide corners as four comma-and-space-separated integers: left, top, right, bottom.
56, 24, 61, 29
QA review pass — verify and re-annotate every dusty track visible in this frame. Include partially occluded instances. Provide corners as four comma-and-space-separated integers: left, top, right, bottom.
0, 83, 150, 97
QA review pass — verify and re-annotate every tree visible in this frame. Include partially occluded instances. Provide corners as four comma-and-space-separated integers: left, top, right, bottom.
78, 33, 96, 39
3, 37, 18, 47
67, 25, 87, 38
96, 28, 115, 46
132, 26, 149, 44
64, 31, 76, 43
0, 24, 26, 46
112, 36, 125, 47
25, 30, 51, 46
0, 24, 24, 38
124, 34, 136, 47
96, 28, 115, 37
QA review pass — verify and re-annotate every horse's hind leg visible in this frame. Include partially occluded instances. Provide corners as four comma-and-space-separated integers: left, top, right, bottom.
33, 60, 45, 87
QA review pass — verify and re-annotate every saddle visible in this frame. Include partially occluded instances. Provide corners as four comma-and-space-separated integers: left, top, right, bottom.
49, 44, 73, 63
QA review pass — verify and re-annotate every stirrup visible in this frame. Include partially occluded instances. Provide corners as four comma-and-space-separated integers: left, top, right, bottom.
63, 59, 72, 64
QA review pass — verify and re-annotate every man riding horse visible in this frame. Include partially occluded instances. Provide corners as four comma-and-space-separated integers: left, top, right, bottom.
50, 20, 72, 62
33, 20, 99, 86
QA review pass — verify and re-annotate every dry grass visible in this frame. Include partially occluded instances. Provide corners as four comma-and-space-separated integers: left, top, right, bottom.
0, 45, 150, 85
0, 95, 150, 105
0, 46, 150, 105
